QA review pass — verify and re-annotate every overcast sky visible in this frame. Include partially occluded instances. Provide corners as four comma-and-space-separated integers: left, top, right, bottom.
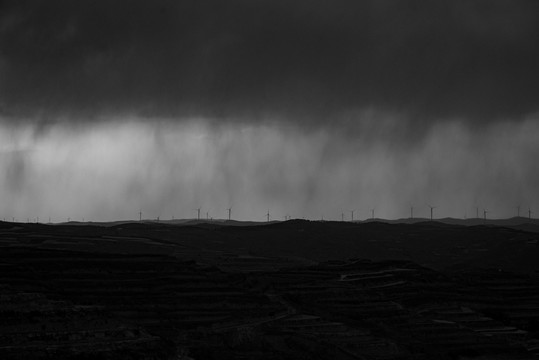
1, 0, 539, 221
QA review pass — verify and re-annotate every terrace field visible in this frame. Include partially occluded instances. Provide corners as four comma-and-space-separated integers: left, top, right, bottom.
1, 220, 539, 359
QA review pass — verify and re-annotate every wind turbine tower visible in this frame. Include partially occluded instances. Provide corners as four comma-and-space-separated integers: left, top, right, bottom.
371, 208, 375, 220
483, 209, 488, 223
139, 210, 142, 222
266, 210, 270, 222
227, 207, 232, 221
410, 206, 413, 219
427, 205, 436, 221
350, 210, 355, 222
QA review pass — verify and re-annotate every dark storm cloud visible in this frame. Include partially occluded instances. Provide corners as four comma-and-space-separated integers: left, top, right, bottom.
1, 0, 539, 124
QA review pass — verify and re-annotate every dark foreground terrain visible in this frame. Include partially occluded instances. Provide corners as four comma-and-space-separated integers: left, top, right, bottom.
1, 220, 539, 359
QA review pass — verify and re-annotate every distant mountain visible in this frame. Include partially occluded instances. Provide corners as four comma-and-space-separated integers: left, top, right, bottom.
358, 216, 539, 233
3, 218, 539, 274
358, 216, 538, 226
55, 218, 279, 227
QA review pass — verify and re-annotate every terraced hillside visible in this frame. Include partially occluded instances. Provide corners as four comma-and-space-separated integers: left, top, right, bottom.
1, 220, 539, 359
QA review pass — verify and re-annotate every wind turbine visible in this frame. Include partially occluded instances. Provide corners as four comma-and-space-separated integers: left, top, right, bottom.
196, 208, 201, 220
427, 205, 436, 221
483, 209, 489, 222
371, 208, 375, 220
266, 210, 270, 222
410, 206, 414, 219
206, 211, 209, 220
227, 207, 232, 221
139, 210, 142, 222
350, 210, 355, 222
